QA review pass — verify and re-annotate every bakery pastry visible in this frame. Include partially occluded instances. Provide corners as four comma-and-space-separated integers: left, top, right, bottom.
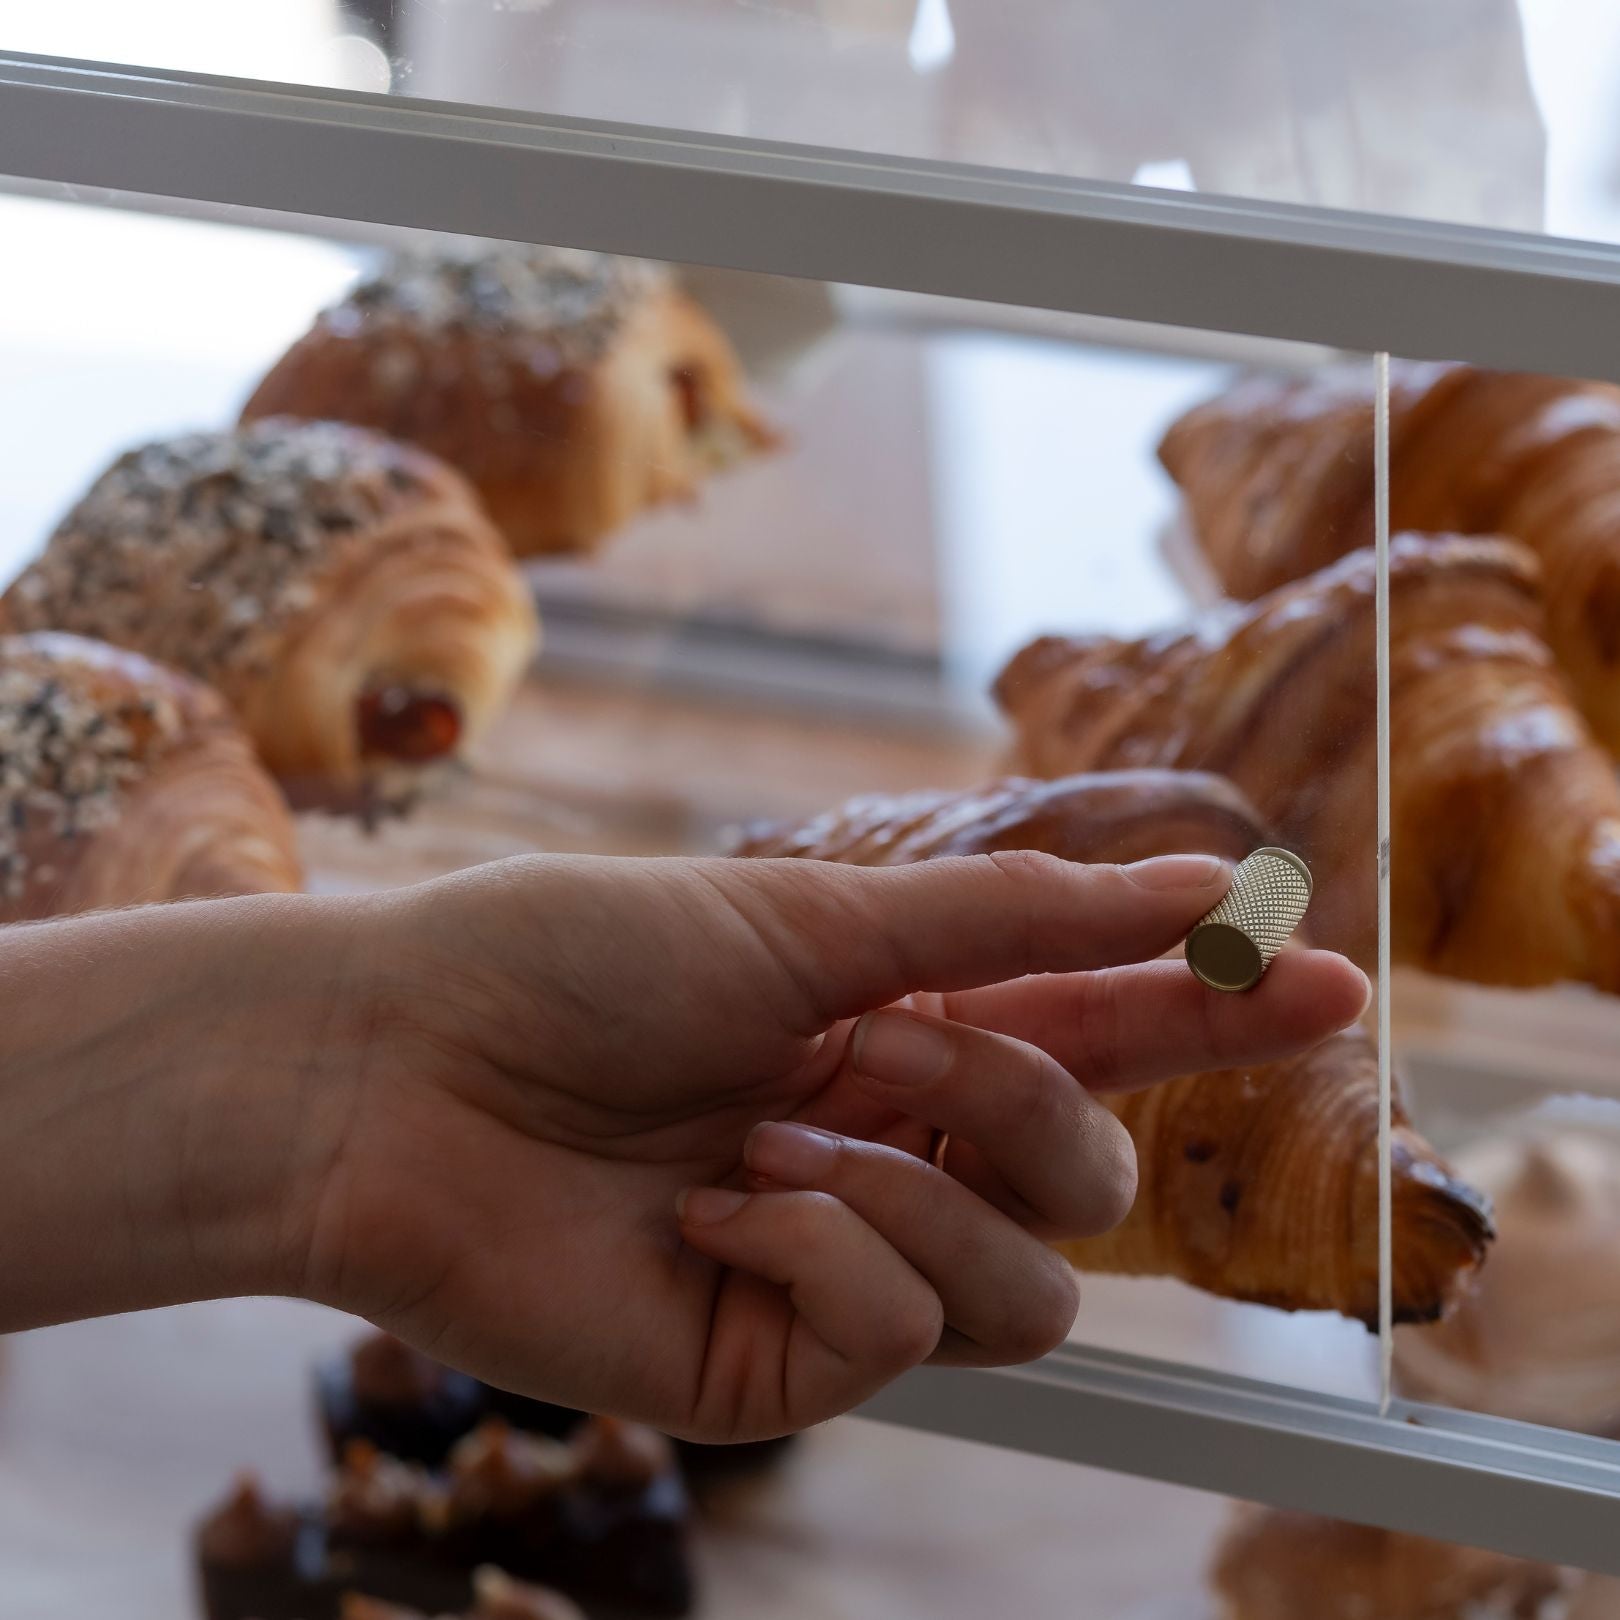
1395, 1113, 1620, 1434
240, 247, 776, 557
995, 535, 1620, 993
735, 772, 1492, 1325
1159, 362, 1620, 753
1209, 1502, 1573, 1620
342, 1567, 585, 1620
1211, 1111, 1620, 1620
1063, 1031, 1488, 1325
0, 630, 301, 919
0, 420, 538, 815
318, 1329, 796, 1484
195, 1418, 694, 1620
731, 768, 1272, 868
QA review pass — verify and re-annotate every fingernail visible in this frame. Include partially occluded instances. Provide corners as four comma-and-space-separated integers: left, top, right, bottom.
851, 1010, 952, 1086
1124, 854, 1225, 890
745, 1121, 840, 1186
676, 1187, 749, 1225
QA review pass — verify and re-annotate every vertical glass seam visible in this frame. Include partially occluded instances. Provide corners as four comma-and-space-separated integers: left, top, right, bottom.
1374, 350, 1394, 1414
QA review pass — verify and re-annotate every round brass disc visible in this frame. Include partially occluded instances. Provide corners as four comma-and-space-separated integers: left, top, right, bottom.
1186, 922, 1264, 993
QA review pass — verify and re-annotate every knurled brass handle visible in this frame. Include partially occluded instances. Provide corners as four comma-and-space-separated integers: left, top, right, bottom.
1185, 847, 1313, 992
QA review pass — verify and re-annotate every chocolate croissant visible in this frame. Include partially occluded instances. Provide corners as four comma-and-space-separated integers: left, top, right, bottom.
1159, 361, 1620, 752
1, 420, 539, 815
241, 247, 776, 557
0, 631, 301, 920
736, 772, 1491, 1325
996, 535, 1620, 994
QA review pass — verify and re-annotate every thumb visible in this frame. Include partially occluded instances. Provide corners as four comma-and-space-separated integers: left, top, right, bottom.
717, 850, 1232, 1024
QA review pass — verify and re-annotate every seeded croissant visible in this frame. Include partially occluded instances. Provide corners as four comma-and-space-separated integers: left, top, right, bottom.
241, 246, 776, 557
735, 772, 1491, 1325
995, 535, 1620, 993
0, 631, 301, 920
1, 419, 538, 817
1159, 360, 1620, 753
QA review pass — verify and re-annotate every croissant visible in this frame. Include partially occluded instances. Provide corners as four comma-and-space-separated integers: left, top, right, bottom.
1159, 360, 1620, 752
995, 535, 1620, 993
1209, 1116, 1620, 1620
1208, 1503, 1572, 1620
1, 419, 539, 816
736, 772, 1492, 1325
241, 247, 777, 557
0, 631, 301, 920
1394, 1115, 1620, 1435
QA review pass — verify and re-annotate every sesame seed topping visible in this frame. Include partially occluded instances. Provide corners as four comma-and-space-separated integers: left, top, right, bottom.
3, 420, 438, 688
0, 637, 185, 901
328, 245, 667, 368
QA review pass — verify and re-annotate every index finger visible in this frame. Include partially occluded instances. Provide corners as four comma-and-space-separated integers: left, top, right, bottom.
720, 850, 1232, 1025
940, 948, 1372, 1093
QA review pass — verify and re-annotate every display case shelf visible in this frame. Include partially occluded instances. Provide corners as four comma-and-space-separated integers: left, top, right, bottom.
8, 50, 1620, 378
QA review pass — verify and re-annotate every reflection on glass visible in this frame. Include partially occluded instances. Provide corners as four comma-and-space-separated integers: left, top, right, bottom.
10, 0, 1586, 238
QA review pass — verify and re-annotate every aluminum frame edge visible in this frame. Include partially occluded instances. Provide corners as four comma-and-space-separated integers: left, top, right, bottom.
4, 50, 1620, 377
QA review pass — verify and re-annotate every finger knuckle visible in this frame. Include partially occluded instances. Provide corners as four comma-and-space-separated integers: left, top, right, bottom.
782, 1190, 847, 1241
1070, 972, 1125, 1087
1076, 1110, 1139, 1236
1004, 1262, 1081, 1362
984, 847, 1070, 891
1005, 1043, 1066, 1137
878, 1286, 945, 1368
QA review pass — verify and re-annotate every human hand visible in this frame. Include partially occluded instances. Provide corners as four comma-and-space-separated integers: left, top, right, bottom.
290, 850, 1367, 1441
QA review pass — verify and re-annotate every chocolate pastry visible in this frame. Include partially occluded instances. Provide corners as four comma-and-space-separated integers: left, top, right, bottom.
195, 1418, 694, 1619
319, 1331, 795, 1483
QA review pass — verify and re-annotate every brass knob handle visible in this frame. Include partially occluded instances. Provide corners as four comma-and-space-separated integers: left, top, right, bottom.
1185, 847, 1313, 993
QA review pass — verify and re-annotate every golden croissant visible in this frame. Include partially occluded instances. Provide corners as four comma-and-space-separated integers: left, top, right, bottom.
995, 535, 1620, 994
1159, 360, 1620, 752
736, 771, 1491, 1325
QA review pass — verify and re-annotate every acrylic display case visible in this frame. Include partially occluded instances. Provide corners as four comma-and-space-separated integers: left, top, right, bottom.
3, 3, 1620, 1617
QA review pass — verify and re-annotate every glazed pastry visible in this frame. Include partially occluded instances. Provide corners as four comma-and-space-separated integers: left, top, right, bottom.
240, 247, 777, 557
1209, 1503, 1572, 1620
995, 535, 1620, 992
1159, 361, 1620, 752
1395, 1113, 1620, 1433
0, 630, 301, 919
1, 420, 538, 814
1063, 1031, 1488, 1325
732, 768, 1272, 868
736, 773, 1492, 1325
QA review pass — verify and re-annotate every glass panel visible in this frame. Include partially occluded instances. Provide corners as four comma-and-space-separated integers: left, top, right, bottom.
1166, 341, 1620, 1594
12, 2, 1620, 248
0, 179, 1414, 1613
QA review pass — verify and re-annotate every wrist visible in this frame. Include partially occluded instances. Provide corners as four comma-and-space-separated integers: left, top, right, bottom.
0, 893, 369, 1328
